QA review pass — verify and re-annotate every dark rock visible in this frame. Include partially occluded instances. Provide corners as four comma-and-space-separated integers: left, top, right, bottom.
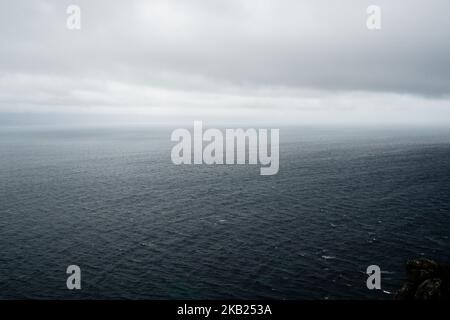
405, 258, 439, 283
394, 281, 416, 300
440, 265, 450, 282
396, 258, 450, 300
414, 278, 442, 300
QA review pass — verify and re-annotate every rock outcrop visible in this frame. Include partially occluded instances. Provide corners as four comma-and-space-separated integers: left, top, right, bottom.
395, 258, 450, 300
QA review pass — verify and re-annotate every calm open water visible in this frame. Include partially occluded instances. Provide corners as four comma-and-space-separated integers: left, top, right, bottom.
0, 126, 449, 299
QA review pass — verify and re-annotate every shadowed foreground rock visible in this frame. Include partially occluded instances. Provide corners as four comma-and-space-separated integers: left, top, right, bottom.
395, 258, 450, 300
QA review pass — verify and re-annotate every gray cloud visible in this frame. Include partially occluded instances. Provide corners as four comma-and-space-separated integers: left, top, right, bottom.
0, 0, 450, 123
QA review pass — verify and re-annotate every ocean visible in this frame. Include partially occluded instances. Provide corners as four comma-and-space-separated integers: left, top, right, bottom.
0, 125, 449, 299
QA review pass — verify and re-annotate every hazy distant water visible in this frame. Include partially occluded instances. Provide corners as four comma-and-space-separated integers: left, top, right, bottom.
0, 125, 449, 299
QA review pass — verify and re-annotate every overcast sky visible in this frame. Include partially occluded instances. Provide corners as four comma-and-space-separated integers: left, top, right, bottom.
1, 0, 450, 125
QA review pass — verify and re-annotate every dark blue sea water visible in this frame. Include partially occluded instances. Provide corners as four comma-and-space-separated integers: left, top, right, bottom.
0, 125, 449, 299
